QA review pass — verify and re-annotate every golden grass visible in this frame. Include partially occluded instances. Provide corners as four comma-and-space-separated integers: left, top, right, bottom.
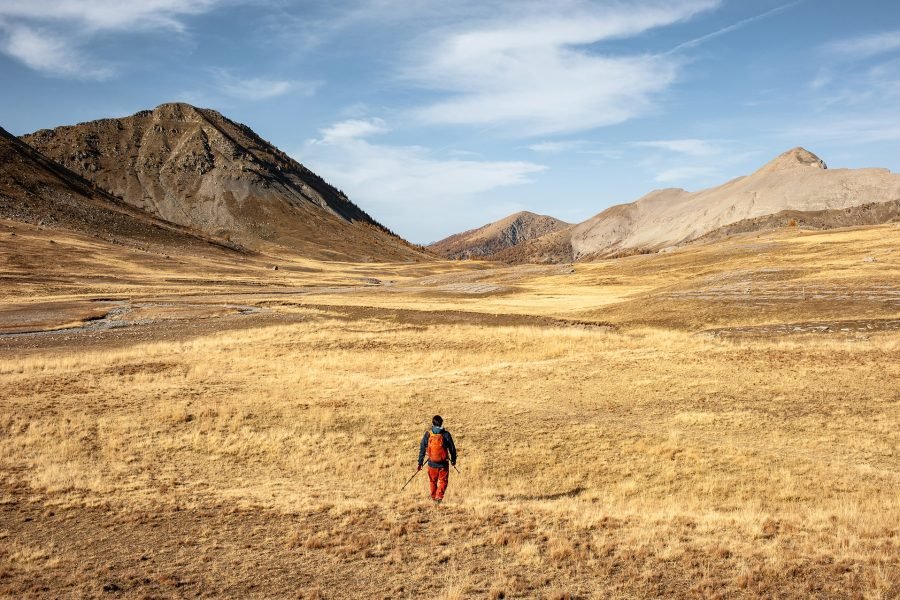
0, 223, 898, 597
1, 313, 898, 597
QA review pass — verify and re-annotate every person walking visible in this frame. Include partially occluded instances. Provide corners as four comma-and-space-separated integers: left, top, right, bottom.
417, 415, 457, 504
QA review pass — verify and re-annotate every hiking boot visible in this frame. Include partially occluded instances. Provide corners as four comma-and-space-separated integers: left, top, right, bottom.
433, 498, 442, 505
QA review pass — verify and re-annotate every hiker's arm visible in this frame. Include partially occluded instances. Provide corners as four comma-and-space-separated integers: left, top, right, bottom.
418, 432, 427, 468
446, 432, 457, 465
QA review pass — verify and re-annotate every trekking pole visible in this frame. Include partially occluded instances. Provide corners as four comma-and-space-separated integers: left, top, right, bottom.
452, 464, 461, 475
400, 467, 422, 492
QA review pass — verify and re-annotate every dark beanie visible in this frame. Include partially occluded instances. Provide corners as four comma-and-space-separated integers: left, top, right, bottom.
432, 415, 443, 427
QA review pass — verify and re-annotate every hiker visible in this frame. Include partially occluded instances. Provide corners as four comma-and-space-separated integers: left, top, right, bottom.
417, 415, 457, 504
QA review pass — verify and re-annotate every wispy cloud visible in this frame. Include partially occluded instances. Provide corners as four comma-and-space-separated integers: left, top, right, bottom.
634, 141, 762, 188
316, 118, 389, 143
212, 69, 316, 101
404, 0, 719, 136
0, 0, 222, 31
0, 0, 228, 78
300, 118, 546, 241
633, 138, 722, 157
0, 22, 113, 80
666, 1, 803, 55
808, 46, 900, 111
526, 140, 588, 154
780, 116, 900, 145
826, 30, 900, 60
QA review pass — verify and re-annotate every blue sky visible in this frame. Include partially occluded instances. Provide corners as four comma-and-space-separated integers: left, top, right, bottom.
1, 0, 899, 243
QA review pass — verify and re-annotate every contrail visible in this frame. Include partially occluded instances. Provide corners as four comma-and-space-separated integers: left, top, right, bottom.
665, 1, 805, 56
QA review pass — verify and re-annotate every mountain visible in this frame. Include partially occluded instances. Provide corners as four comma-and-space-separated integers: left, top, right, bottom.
489, 148, 900, 263
0, 125, 240, 253
429, 211, 570, 260
569, 148, 900, 260
21, 103, 426, 262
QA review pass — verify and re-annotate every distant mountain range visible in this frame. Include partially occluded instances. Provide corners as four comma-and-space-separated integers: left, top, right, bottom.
430, 148, 900, 262
3, 105, 899, 265
15, 103, 426, 262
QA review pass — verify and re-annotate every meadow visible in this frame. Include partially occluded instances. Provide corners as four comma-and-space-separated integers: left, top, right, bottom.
0, 223, 898, 598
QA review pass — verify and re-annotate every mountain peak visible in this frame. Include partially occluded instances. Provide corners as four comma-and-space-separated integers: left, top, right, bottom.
147, 102, 225, 125
758, 147, 827, 174
501, 210, 540, 223
20, 104, 425, 261
429, 211, 570, 260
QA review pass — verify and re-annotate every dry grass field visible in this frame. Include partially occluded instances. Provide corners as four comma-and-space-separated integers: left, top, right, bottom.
0, 220, 898, 598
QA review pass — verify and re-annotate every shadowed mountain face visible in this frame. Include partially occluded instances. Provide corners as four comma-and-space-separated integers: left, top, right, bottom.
465, 148, 900, 263
21, 103, 426, 261
429, 211, 570, 260
0, 126, 242, 253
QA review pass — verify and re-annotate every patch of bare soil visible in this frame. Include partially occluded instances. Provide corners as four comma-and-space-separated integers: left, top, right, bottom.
0, 300, 111, 334
0, 309, 305, 358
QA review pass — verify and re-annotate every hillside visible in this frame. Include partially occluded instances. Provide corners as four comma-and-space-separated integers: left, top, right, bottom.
429, 211, 570, 259
691, 198, 900, 245
481, 148, 900, 263
0, 126, 241, 254
21, 103, 427, 262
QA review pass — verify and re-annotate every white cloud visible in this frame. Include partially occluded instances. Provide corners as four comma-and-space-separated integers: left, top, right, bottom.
316, 118, 389, 143
827, 30, 900, 60
404, 1, 719, 135
633, 139, 721, 157
0, 0, 226, 78
0, 0, 222, 32
213, 69, 316, 101
526, 140, 587, 154
0, 23, 112, 79
300, 119, 546, 241
655, 165, 719, 183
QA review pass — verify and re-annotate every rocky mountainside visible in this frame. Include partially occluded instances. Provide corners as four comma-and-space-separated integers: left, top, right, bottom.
21, 103, 426, 261
429, 211, 570, 259
0, 126, 240, 253
485, 148, 900, 263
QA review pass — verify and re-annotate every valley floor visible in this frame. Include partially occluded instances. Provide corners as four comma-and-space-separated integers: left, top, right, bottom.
0, 221, 898, 598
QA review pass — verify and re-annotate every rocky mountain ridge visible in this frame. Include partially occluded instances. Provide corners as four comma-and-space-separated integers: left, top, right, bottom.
0, 125, 240, 254
20, 103, 426, 261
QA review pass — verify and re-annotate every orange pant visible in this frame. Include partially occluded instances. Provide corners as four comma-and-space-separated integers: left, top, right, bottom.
427, 466, 449, 500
